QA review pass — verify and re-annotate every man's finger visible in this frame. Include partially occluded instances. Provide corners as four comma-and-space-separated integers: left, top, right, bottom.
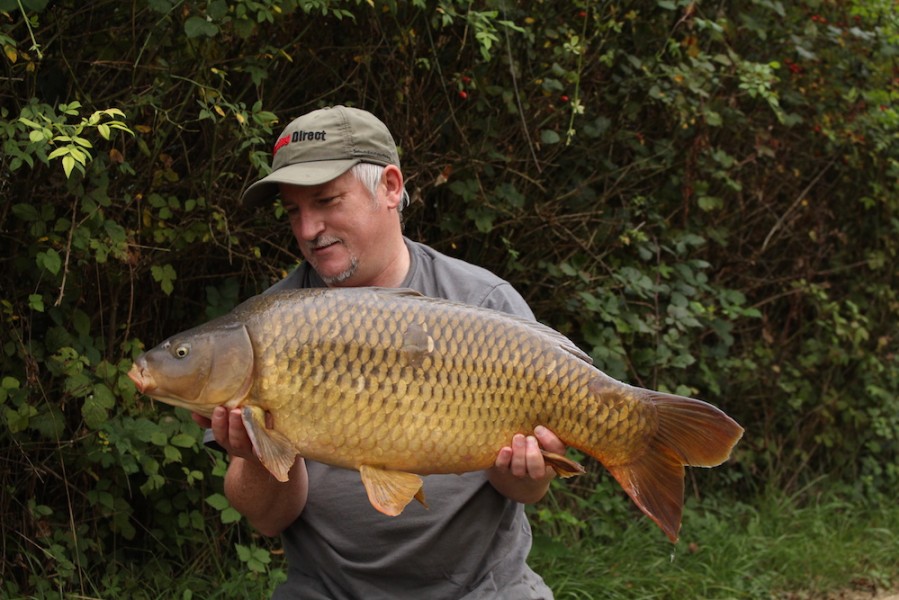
210, 406, 230, 448
525, 436, 547, 479
534, 425, 566, 454
510, 434, 528, 477
495, 446, 512, 469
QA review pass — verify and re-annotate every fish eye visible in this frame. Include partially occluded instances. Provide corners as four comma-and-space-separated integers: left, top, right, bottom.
173, 343, 190, 359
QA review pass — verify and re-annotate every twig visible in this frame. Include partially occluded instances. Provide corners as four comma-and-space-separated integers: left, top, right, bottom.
502, 4, 541, 173
16, 0, 44, 60
55, 196, 79, 307
760, 158, 836, 253
564, 4, 591, 146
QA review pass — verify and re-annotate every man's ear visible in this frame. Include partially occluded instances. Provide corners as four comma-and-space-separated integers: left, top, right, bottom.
381, 165, 405, 209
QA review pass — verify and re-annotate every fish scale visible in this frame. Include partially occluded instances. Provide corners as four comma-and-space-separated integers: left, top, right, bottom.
128, 286, 743, 541
258, 291, 645, 472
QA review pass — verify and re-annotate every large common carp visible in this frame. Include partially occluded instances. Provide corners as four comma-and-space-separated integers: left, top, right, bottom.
128, 287, 743, 541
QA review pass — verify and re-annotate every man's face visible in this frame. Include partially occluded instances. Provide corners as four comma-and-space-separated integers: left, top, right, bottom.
279, 170, 397, 287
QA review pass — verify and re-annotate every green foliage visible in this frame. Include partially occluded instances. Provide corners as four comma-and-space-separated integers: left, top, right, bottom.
531, 486, 899, 599
1, 0, 896, 595
8, 101, 133, 177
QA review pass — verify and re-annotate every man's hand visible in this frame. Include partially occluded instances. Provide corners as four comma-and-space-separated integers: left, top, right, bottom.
193, 408, 308, 537
192, 407, 258, 463
493, 426, 566, 479
488, 426, 566, 504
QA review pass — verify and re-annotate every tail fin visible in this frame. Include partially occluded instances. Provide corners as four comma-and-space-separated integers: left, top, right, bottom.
605, 392, 743, 542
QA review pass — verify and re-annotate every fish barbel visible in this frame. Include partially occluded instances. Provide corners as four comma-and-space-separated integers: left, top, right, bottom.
128, 287, 743, 541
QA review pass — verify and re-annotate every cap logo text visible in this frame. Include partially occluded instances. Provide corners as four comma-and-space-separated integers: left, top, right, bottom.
293, 130, 326, 142
273, 130, 328, 157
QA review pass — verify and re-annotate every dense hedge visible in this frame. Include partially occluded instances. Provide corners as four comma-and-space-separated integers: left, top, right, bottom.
1, 0, 897, 595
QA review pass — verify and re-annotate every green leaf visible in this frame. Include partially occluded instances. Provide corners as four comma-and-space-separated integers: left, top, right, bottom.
37, 249, 62, 275
233, 17, 256, 39
62, 155, 76, 178
235, 543, 251, 562
12, 203, 40, 221
540, 129, 561, 144
28, 294, 45, 312
146, 0, 173, 13
170, 433, 197, 448
104, 220, 127, 243
73, 309, 91, 336
207, 0, 228, 19
163, 444, 182, 463
69, 146, 89, 163
583, 117, 611, 138
0, 376, 20, 405
151, 264, 177, 295
703, 108, 723, 126
83, 390, 113, 428
206, 492, 230, 511
5, 404, 38, 433
698, 196, 723, 211
48, 146, 69, 160
61, 100, 82, 113
93, 383, 116, 409
184, 16, 219, 38
221, 507, 242, 524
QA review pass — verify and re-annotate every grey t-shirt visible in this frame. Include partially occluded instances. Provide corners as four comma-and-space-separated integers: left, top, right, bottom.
267, 238, 553, 600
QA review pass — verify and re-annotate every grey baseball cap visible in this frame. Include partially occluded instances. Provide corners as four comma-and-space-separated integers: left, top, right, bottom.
241, 105, 401, 206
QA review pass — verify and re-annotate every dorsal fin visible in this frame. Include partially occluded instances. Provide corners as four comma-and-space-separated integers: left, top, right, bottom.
370, 288, 595, 365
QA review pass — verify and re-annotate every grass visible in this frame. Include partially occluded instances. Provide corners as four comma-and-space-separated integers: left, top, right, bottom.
5, 485, 897, 599
529, 487, 899, 599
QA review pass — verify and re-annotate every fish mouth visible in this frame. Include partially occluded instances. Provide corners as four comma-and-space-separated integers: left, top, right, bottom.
127, 361, 157, 395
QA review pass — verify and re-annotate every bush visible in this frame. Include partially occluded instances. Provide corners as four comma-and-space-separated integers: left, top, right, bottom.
1, 0, 896, 594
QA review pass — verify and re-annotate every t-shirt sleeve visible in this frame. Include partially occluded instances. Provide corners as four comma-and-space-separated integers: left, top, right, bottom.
403, 239, 535, 321
478, 282, 535, 321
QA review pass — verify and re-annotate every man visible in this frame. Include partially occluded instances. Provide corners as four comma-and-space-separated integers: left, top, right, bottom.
194, 105, 565, 599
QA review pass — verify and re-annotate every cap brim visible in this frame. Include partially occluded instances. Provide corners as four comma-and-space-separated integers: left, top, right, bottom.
240, 159, 361, 206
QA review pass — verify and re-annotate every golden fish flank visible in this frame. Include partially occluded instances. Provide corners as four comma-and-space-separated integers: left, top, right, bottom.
128, 287, 744, 542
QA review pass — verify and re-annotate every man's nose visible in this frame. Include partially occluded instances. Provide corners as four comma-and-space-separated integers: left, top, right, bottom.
291, 208, 325, 241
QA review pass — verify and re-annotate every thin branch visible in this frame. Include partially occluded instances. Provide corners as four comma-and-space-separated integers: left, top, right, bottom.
54, 196, 79, 307
760, 158, 836, 253
502, 4, 541, 173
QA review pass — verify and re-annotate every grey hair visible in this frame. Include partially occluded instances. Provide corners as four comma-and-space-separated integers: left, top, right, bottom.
350, 162, 410, 212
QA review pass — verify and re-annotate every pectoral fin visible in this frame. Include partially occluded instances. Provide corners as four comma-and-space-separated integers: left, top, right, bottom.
541, 450, 586, 478
359, 465, 428, 516
241, 406, 298, 482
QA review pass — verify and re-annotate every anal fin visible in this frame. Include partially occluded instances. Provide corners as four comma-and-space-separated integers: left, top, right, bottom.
359, 465, 428, 516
